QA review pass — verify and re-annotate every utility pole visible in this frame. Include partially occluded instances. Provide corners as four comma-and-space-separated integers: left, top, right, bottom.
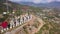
6, 0, 9, 13
3, 0, 9, 15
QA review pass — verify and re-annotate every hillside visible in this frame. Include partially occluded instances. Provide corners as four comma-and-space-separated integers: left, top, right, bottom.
0, 0, 23, 22
0, 0, 60, 34
0, 0, 24, 14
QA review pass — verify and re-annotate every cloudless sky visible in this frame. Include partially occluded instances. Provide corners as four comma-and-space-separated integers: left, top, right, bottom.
9, 0, 60, 3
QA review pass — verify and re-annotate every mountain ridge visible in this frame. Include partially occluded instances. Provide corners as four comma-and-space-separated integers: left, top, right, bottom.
15, 1, 60, 8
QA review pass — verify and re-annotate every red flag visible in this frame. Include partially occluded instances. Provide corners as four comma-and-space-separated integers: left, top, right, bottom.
1, 21, 8, 28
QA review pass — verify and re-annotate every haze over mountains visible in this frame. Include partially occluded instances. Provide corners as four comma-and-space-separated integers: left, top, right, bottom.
0, 0, 59, 8
12, 1, 60, 8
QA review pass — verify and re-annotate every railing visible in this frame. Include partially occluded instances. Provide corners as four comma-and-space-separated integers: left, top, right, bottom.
0, 14, 32, 34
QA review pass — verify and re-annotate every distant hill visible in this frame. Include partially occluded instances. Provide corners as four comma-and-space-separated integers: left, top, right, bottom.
0, 0, 23, 14
16, 1, 60, 8
0, 0, 26, 22
0, 0, 12, 14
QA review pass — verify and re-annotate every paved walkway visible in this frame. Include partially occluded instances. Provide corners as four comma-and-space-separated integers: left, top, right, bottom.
4, 14, 33, 34
4, 14, 45, 34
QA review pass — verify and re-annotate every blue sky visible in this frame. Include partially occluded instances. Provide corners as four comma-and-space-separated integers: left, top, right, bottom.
9, 0, 60, 3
